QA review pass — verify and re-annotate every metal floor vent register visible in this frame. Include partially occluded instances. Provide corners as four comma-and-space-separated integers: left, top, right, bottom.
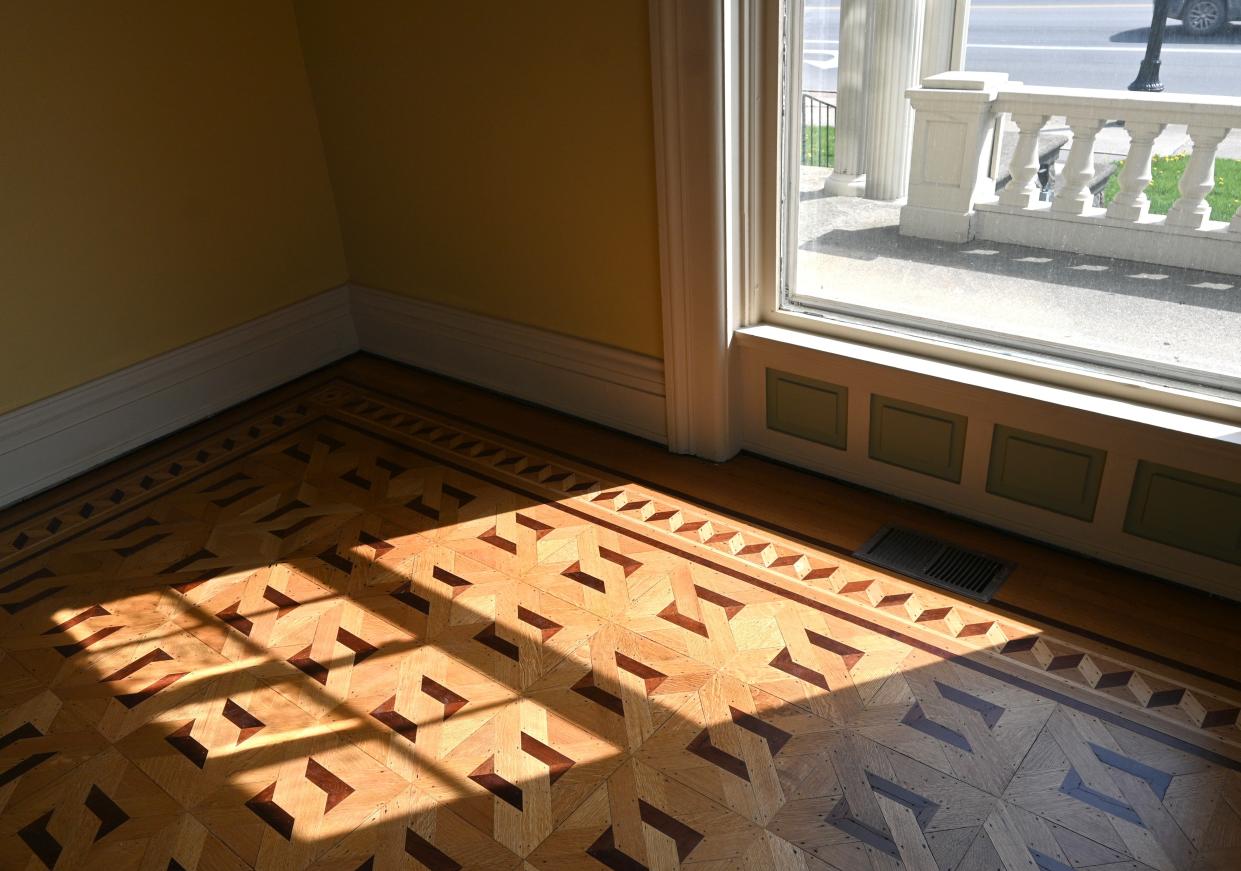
854, 526, 1013, 602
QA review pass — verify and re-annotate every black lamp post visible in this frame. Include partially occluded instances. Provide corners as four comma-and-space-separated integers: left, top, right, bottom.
1129, 0, 1172, 91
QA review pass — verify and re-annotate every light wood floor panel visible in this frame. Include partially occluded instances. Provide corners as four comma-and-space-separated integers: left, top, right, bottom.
0, 364, 1237, 869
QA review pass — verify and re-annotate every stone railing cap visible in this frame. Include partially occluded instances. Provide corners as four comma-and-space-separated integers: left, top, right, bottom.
921, 71, 1012, 91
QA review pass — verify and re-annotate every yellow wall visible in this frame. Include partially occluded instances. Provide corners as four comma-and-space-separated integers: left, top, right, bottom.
0, 2, 348, 414
294, 0, 664, 358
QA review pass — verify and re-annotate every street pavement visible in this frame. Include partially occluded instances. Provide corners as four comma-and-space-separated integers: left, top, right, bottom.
802, 0, 1241, 97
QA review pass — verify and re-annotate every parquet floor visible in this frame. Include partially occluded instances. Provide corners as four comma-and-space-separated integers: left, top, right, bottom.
0, 367, 1238, 870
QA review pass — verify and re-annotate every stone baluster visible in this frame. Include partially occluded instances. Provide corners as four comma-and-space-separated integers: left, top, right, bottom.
1105, 122, 1166, 222
1231, 204, 1241, 234
1052, 117, 1106, 216
999, 113, 1052, 209
1166, 126, 1229, 229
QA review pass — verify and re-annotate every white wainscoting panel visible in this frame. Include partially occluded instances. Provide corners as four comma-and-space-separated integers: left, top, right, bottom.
0, 284, 669, 509
351, 285, 668, 444
0, 287, 358, 508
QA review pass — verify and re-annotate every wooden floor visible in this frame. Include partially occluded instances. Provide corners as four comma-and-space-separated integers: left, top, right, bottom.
0, 355, 1237, 870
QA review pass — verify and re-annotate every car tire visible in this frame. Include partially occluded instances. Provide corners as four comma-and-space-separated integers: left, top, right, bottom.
1181, 0, 1227, 35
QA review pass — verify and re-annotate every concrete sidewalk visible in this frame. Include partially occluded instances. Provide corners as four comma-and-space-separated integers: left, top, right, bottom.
794, 170, 1241, 389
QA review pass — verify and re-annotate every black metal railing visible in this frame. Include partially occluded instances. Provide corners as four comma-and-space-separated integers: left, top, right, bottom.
802, 93, 835, 168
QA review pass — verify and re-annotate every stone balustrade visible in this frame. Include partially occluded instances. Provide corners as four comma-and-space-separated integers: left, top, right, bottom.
899, 73, 1241, 275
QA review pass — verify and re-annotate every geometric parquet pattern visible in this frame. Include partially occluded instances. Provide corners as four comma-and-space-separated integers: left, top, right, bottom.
0, 378, 1238, 869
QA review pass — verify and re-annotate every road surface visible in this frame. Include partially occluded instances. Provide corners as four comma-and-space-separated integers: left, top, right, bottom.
802, 0, 1241, 96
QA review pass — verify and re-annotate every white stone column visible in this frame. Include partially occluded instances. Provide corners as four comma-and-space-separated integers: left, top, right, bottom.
921, 0, 958, 79
823, 0, 869, 196
864, 0, 927, 201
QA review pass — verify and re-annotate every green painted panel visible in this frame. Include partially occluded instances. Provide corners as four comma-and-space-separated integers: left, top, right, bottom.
868, 395, 967, 482
1125, 462, 1241, 565
765, 369, 847, 450
987, 425, 1106, 521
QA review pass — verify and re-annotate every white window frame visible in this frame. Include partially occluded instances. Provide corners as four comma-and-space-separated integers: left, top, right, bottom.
649, 0, 778, 460
648, 0, 1241, 594
650, 0, 1241, 460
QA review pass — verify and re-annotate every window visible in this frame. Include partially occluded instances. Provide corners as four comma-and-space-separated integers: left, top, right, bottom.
776, 0, 1241, 406
648, 0, 1240, 587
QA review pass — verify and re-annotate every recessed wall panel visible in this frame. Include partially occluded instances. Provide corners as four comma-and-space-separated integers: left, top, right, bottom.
1125, 462, 1241, 565
869, 396, 967, 482
765, 369, 848, 450
987, 425, 1106, 521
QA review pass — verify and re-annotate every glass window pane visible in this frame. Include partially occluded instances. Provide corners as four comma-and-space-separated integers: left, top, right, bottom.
786, 0, 1241, 394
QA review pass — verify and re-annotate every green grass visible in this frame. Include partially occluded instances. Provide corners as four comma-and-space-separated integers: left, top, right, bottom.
1102, 154, 1241, 222
802, 125, 835, 168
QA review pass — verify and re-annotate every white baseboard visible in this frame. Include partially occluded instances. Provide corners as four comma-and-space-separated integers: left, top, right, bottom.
351, 284, 668, 444
0, 283, 667, 510
0, 287, 358, 509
